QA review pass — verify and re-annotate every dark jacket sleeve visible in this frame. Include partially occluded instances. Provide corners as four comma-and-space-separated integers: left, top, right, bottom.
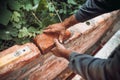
75, 0, 120, 22
69, 45, 120, 80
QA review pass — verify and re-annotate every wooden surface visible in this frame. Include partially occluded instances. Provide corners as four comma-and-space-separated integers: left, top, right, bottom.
23, 11, 120, 80
0, 43, 41, 79
0, 10, 119, 80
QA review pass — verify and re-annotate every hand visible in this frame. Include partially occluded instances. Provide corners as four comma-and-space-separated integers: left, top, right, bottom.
51, 39, 72, 59
44, 15, 79, 43
44, 23, 66, 43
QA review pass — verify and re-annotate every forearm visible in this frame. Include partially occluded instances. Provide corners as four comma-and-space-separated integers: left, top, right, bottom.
61, 0, 120, 28
69, 45, 120, 80
69, 52, 107, 80
75, 0, 120, 22
61, 15, 79, 29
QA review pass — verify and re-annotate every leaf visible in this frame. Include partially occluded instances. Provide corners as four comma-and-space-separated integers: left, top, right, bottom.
18, 27, 30, 38
36, 0, 48, 13
0, 31, 12, 40
28, 27, 37, 33
13, 22, 21, 29
8, 0, 21, 11
0, 27, 18, 40
10, 28, 18, 37
25, 4, 33, 11
59, 9, 64, 14
33, 0, 40, 5
48, 3, 55, 12
67, 0, 77, 5
0, 8, 12, 25
11, 11, 21, 22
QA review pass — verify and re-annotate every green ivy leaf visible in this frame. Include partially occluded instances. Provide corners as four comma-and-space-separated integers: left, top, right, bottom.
48, 3, 55, 12
0, 9, 12, 25
12, 22, 21, 29
18, 27, 30, 38
10, 29, 18, 37
33, 0, 40, 5
8, 0, 21, 11
11, 11, 21, 22
36, 0, 48, 13
28, 27, 38, 32
67, 0, 77, 5
25, 4, 33, 11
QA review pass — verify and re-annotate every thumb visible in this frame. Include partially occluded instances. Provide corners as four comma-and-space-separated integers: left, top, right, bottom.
54, 39, 60, 47
59, 30, 65, 43
54, 39, 65, 50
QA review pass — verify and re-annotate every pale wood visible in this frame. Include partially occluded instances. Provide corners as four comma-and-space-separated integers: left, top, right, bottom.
20, 11, 120, 80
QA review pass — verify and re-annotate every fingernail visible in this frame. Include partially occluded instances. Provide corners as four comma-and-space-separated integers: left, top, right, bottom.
60, 40, 62, 43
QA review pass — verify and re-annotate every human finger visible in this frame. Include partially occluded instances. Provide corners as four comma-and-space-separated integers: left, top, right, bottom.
65, 32, 80, 43
59, 30, 65, 43
54, 39, 65, 49
54, 39, 60, 47
43, 29, 52, 32
45, 25, 52, 29
43, 28, 57, 33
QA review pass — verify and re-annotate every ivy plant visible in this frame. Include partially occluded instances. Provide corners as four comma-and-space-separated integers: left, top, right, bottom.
0, 0, 85, 50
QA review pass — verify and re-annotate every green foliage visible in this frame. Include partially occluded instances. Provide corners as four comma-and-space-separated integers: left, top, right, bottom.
0, 0, 22, 25
0, 27, 18, 40
11, 11, 21, 22
8, 0, 21, 11
0, 0, 85, 50
0, 9, 12, 25
0, 0, 41, 49
68, 0, 77, 5
54, 0, 86, 19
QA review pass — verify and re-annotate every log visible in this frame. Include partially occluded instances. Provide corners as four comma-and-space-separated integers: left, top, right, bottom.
19, 11, 120, 80
0, 43, 41, 80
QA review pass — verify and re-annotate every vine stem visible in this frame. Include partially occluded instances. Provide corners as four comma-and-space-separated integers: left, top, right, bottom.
46, 0, 62, 22
31, 12, 42, 24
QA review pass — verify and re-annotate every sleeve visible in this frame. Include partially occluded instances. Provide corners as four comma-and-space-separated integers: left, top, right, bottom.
69, 45, 120, 80
75, 0, 120, 22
